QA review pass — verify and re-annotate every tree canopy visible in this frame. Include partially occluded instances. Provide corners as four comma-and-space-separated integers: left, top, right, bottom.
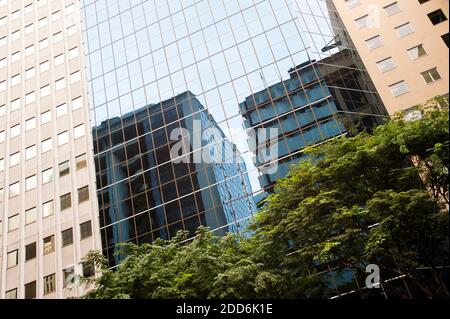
82, 98, 449, 299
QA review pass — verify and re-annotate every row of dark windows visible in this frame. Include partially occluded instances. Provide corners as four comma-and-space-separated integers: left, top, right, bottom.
60, 186, 90, 210
23, 221, 93, 262
17, 260, 95, 299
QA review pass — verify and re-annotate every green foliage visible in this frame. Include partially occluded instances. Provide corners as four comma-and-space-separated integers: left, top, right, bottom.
83, 98, 449, 299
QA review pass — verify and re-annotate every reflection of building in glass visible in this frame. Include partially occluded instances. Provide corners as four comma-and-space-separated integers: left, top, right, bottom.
93, 91, 256, 266
240, 49, 387, 191
81, 0, 388, 276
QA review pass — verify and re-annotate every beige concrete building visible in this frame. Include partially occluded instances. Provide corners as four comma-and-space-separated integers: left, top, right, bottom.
0, 0, 101, 298
332, 0, 449, 115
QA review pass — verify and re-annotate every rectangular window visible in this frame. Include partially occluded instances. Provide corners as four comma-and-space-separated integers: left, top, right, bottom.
26, 91, 35, 104
74, 124, 85, 139
80, 221, 93, 239
389, 80, 409, 97
42, 167, 53, 184
407, 44, 427, 60
442, 33, 449, 48
395, 23, 413, 38
43, 200, 54, 218
25, 207, 37, 224
345, 0, 360, 9
40, 60, 49, 72
58, 131, 69, 146
0, 57, 6, 68
62, 228, 73, 247
0, 104, 5, 117
0, 158, 4, 171
26, 145, 36, 160
11, 10, 20, 21
383, 2, 401, 16
25, 3, 33, 14
43, 235, 55, 254
59, 161, 70, 176
7, 250, 18, 268
42, 138, 52, 153
41, 110, 51, 124
60, 193, 72, 210
26, 117, 36, 131
11, 51, 20, 63
78, 186, 90, 203
69, 47, 79, 59
66, 3, 75, 14
8, 214, 19, 231
11, 98, 21, 111
25, 242, 36, 261
82, 262, 95, 278
70, 71, 81, 84
40, 85, 50, 98
72, 96, 83, 110
53, 31, 63, 43
355, 15, 370, 29
428, 9, 447, 25
11, 30, 20, 41
11, 74, 21, 86
55, 78, 65, 91
67, 24, 77, 36
377, 57, 396, 73
44, 274, 56, 295
5, 289, 17, 299
25, 175, 37, 191
63, 267, 75, 288
76, 154, 87, 170
39, 38, 48, 50
38, 17, 47, 28
9, 182, 20, 198
54, 54, 64, 66
421, 67, 442, 84
25, 281, 36, 299
10, 152, 20, 167
25, 45, 34, 56
11, 124, 21, 138
56, 103, 67, 117
25, 67, 35, 80
25, 23, 33, 35
52, 10, 61, 21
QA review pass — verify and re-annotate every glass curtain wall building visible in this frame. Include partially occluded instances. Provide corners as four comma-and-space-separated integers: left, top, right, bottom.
81, 0, 387, 266
239, 48, 385, 192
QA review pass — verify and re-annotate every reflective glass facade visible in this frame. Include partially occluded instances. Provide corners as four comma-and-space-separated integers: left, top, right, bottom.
81, 0, 387, 266
240, 48, 384, 191
93, 91, 256, 265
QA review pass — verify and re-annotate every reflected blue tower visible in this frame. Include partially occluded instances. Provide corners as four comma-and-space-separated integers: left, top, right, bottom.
93, 91, 256, 266
240, 49, 385, 192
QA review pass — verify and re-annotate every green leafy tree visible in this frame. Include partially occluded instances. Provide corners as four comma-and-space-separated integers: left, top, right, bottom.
83, 98, 448, 299
250, 97, 449, 298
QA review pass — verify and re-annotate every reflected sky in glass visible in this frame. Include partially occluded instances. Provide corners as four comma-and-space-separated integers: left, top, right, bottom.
81, 0, 374, 198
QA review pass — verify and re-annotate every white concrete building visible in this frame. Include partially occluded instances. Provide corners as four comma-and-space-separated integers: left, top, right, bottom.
0, 0, 101, 299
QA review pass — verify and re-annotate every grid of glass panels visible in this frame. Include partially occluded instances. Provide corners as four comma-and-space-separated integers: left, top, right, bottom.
81, 0, 386, 266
